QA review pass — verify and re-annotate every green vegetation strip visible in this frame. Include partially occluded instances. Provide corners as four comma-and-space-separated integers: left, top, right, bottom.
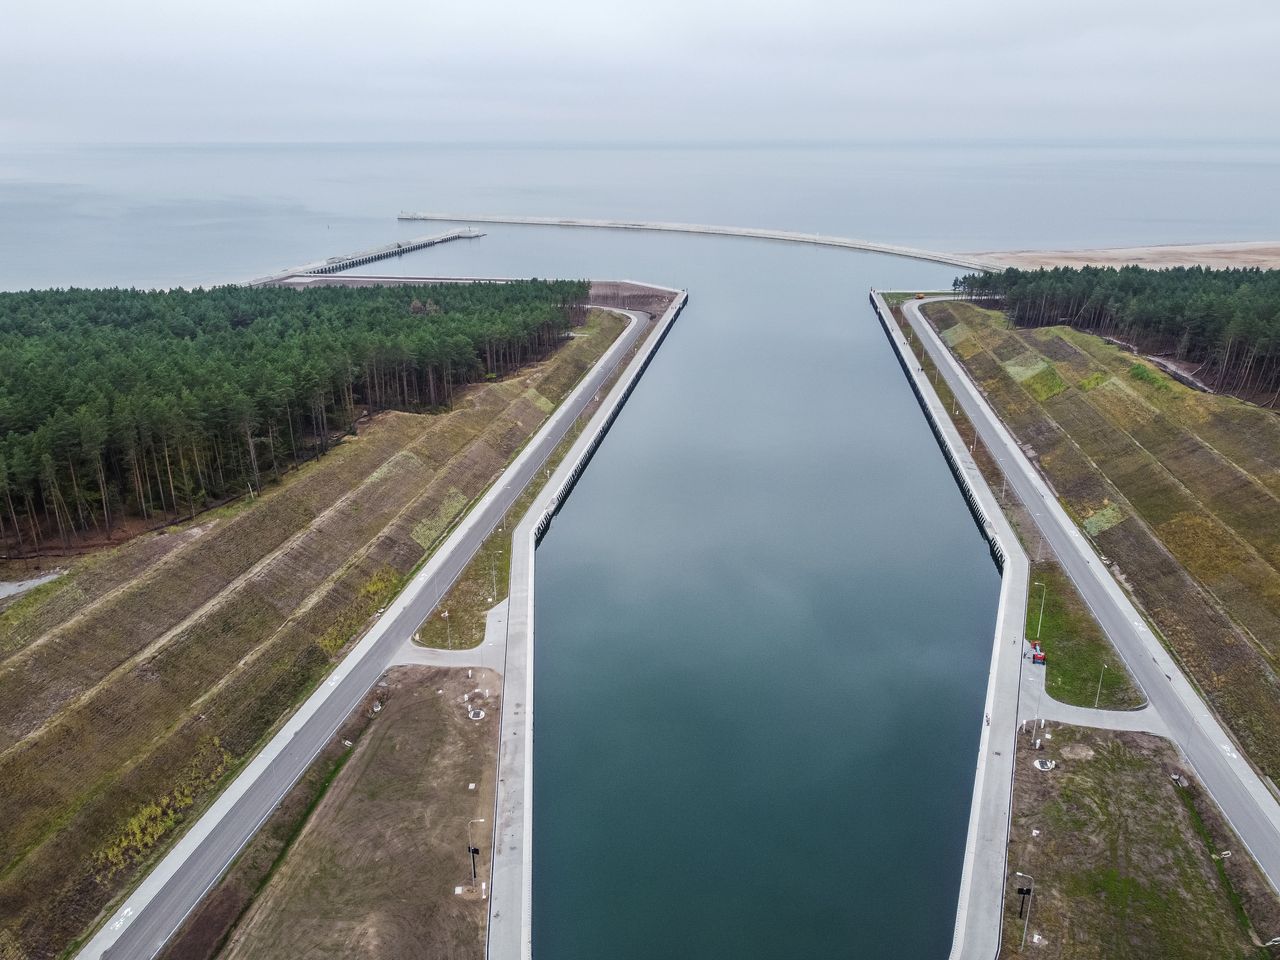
1027, 562, 1143, 710
923, 296, 1280, 778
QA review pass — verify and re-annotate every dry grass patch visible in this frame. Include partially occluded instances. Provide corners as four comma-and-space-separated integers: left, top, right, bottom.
218, 667, 497, 960
1001, 725, 1279, 960
924, 300, 1280, 776
0, 310, 626, 960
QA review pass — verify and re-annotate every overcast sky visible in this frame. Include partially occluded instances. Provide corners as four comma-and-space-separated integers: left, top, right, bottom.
4, 0, 1278, 143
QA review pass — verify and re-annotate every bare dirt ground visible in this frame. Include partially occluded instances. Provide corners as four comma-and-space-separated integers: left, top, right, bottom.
973, 241, 1280, 271
218, 667, 498, 960
1001, 725, 1280, 959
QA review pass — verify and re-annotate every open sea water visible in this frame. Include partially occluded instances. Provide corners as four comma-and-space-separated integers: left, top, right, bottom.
1, 140, 1274, 957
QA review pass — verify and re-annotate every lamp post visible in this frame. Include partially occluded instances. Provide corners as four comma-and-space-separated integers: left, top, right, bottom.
467, 818, 486, 882
1034, 581, 1048, 639
1094, 663, 1108, 709
442, 609, 451, 648
1015, 871, 1035, 949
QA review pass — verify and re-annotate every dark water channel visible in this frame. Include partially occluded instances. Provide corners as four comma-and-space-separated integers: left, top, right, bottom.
377, 227, 1001, 958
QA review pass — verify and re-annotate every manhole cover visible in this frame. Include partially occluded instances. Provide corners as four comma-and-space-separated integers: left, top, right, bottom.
469, 709, 486, 721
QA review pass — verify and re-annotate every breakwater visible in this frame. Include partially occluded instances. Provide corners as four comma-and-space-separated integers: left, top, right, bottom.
397, 213, 1000, 272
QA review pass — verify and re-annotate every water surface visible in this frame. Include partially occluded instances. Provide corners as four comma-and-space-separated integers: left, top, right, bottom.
368, 229, 1001, 957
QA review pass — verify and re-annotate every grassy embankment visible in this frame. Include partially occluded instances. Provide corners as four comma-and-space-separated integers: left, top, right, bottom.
1001, 725, 1278, 959
1027, 563, 1145, 710
886, 299, 1142, 709
217, 667, 497, 960
0, 309, 625, 960
153, 306, 646, 960
414, 305, 651, 650
923, 299, 1280, 777
899, 296, 1280, 952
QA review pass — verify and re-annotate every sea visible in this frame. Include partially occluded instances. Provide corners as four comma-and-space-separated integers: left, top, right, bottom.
2, 139, 1276, 958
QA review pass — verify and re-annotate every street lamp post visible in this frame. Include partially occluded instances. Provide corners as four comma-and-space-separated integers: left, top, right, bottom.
1094, 663, 1108, 709
467, 818, 486, 882
1034, 581, 1048, 639
1015, 871, 1035, 949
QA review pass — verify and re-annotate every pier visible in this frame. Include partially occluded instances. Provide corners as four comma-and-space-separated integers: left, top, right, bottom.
246, 228, 483, 287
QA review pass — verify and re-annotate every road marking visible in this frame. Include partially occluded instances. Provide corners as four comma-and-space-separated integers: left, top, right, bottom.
108, 908, 133, 931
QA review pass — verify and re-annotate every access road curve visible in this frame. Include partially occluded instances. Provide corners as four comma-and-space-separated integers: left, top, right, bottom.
902, 296, 1280, 910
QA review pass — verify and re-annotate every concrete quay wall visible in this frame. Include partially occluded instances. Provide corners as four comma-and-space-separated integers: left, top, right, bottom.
871, 291, 1027, 960
488, 286, 687, 960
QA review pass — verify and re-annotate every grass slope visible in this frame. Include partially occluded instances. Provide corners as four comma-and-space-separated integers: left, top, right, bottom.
1028, 562, 1145, 710
924, 300, 1280, 778
0, 310, 623, 960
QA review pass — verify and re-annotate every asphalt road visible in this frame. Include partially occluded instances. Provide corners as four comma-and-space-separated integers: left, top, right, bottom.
903, 297, 1280, 898
872, 292, 1025, 960
79, 304, 651, 960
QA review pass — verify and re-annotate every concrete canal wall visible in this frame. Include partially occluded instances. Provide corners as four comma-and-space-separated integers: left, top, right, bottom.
489, 285, 687, 960
871, 291, 1027, 960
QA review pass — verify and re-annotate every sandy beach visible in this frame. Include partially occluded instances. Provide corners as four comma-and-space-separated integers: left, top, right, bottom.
973, 241, 1280, 270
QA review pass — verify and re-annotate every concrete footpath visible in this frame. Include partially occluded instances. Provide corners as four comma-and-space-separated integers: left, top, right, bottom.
1017, 654, 1166, 736
901, 295, 1280, 877
77, 294, 660, 960
486, 288, 687, 960
871, 292, 1027, 960
898, 293, 1280, 953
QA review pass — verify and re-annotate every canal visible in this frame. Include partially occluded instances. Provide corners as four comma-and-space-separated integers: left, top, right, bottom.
367, 226, 1002, 959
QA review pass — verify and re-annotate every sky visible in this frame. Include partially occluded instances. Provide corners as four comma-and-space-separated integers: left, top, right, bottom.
3, 0, 1279, 143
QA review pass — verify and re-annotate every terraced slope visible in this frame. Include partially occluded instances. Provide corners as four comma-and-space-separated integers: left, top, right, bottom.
925, 300, 1280, 777
0, 309, 624, 960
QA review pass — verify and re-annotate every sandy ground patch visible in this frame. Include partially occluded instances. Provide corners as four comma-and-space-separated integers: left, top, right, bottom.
973, 241, 1280, 270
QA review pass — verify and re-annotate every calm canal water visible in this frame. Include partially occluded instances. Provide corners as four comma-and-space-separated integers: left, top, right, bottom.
371, 228, 1001, 958
10, 140, 1262, 956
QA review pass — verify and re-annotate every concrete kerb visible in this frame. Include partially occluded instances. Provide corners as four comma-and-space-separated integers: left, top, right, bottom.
901, 295, 1280, 906
487, 286, 688, 960
871, 292, 1026, 960
75, 286, 659, 960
